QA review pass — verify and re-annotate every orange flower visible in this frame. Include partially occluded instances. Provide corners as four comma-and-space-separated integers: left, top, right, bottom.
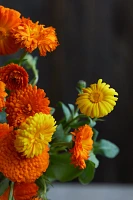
6, 84, 51, 127
13, 182, 38, 200
0, 81, 7, 111
11, 17, 59, 56
0, 132, 49, 183
0, 63, 29, 90
0, 123, 13, 137
0, 183, 38, 200
0, 187, 10, 200
70, 125, 93, 169
0, 6, 21, 55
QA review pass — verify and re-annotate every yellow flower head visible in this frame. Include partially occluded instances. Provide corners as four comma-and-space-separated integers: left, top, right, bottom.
11, 17, 59, 56
15, 112, 56, 158
76, 79, 118, 118
70, 125, 93, 169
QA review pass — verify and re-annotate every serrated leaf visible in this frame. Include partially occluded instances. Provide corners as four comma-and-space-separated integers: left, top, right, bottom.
45, 153, 83, 182
0, 178, 9, 195
94, 139, 120, 158
58, 102, 71, 122
78, 161, 95, 184
89, 151, 99, 168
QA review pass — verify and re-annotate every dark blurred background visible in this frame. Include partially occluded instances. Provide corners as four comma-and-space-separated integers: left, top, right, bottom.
0, 0, 133, 183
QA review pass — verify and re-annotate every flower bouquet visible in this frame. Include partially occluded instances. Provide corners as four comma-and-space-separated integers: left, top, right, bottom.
0, 5, 119, 200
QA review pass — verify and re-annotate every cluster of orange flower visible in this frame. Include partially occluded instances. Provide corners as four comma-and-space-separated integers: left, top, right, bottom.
0, 5, 118, 200
0, 5, 59, 56
0, 63, 56, 199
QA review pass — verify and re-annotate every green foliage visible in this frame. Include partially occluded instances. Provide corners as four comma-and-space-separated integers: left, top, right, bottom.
0, 111, 7, 123
94, 139, 120, 158
0, 175, 9, 195
78, 161, 95, 184
89, 151, 99, 168
45, 153, 83, 182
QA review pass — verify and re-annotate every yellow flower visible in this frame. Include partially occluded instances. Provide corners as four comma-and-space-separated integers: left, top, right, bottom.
76, 79, 118, 118
14, 112, 56, 158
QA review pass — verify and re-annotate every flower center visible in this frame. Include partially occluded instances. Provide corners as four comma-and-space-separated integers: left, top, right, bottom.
90, 91, 103, 103
0, 27, 7, 40
23, 104, 32, 114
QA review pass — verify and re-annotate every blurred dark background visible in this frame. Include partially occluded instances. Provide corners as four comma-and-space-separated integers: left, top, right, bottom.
0, 0, 133, 183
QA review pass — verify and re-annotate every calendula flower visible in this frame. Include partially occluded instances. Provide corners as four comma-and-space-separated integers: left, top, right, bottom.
0, 183, 38, 200
70, 125, 93, 169
0, 63, 29, 90
76, 79, 118, 118
15, 113, 56, 158
0, 133, 49, 183
6, 84, 51, 127
0, 187, 10, 200
13, 182, 38, 200
0, 6, 21, 55
0, 123, 13, 137
0, 81, 7, 111
11, 17, 59, 56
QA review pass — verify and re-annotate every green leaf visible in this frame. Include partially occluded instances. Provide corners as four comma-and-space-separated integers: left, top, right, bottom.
0, 177, 9, 195
58, 102, 71, 122
50, 107, 55, 115
52, 124, 64, 141
94, 139, 120, 158
78, 161, 95, 184
68, 104, 75, 117
89, 151, 99, 168
45, 153, 83, 182
0, 111, 7, 123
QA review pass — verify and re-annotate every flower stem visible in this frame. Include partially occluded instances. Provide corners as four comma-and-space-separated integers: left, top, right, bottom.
9, 182, 14, 200
18, 51, 27, 65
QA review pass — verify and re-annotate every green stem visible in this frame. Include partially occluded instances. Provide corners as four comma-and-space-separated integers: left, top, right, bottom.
29, 65, 39, 86
18, 51, 27, 65
64, 114, 85, 130
9, 182, 14, 200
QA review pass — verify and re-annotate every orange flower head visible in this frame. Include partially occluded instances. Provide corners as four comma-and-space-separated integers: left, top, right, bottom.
13, 182, 38, 200
70, 124, 93, 169
11, 17, 59, 56
0, 187, 10, 200
0, 132, 49, 182
0, 6, 21, 55
0, 63, 29, 90
0, 81, 7, 111
0, 183, 38, 200
0, 123, 13, 138
6, 84, 51, 127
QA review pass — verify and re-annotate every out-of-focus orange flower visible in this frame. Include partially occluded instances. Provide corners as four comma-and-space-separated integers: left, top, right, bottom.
0, 63, 29, 90
70, 125, 93, 169
0, 187, 10, 200
13, 182, 38, 200
6, 84, 51, 127
0, 123, 13, 138
0, 81, 7, 111
0, 183, 38, 200
0, 132, 49, 183
11, 17, 59, 56
0, 6, 21, 55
